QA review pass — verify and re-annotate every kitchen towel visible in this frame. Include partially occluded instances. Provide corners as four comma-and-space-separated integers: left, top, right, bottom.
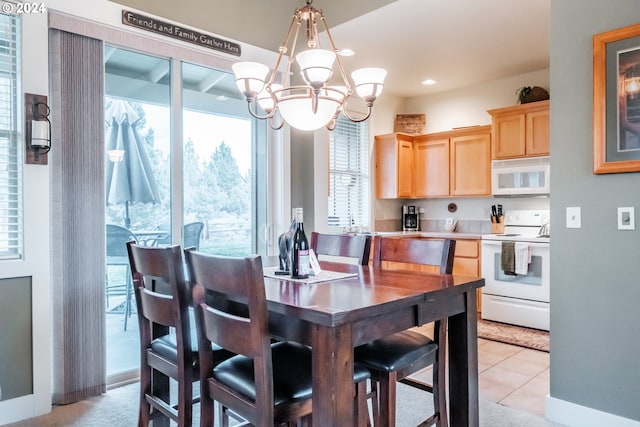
514, 242, 531, 275
501, 241, 516, 275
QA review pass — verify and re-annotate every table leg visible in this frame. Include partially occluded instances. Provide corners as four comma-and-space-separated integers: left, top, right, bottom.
447, 289, 479, 427
311, 323, 354, 426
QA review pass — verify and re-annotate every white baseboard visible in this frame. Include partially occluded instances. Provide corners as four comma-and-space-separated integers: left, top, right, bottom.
546, 395, 640, 426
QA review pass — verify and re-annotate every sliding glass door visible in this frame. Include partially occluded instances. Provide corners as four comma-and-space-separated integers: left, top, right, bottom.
104, 46, 267, 381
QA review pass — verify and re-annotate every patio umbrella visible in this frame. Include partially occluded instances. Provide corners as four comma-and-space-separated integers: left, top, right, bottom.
105, 99, 160, 229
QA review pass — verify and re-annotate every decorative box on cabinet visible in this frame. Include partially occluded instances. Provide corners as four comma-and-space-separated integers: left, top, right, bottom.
374, 133, 414, 198
488, 100, 550, 159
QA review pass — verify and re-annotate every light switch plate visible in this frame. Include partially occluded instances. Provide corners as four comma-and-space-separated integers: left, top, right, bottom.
566, 207, 581, 228
618, 207, 635, 230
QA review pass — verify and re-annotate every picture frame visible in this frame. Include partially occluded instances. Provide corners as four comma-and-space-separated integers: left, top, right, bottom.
593, 23, 640, 174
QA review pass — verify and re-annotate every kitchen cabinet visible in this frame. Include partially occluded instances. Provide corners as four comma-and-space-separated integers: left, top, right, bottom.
374, 133, 414, 198
450, 128, 492, 196
413, 126, 491, 198
375, 126, 491, 199
452, 239, 483, 312
412, 136, 449, 197
488, 100, 550, 159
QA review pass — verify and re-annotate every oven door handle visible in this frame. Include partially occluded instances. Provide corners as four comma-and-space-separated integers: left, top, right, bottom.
481, 240, 549, 248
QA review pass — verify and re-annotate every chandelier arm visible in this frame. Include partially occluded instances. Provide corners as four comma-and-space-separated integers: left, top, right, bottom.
266, 14, 300, 88
319, 15, 353, 91
325, 117, 337, 131
246, 99, 275, 121
268, 114, 285, 131
341, 106, 373, 123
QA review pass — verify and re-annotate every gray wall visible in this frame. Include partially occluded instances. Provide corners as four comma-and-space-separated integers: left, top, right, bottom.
550, 0, 640, 420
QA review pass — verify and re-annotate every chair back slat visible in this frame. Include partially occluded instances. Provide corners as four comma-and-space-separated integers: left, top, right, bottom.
201, 303, 255, 356
310, 232, 372, 265
137, 287, 176, 327
372, 236, 456, 274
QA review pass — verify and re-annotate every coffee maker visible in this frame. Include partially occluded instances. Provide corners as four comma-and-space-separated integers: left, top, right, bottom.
402, 205, 419, 231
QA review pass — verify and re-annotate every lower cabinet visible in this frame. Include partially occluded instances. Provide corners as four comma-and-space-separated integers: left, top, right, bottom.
452, 239, 482, 312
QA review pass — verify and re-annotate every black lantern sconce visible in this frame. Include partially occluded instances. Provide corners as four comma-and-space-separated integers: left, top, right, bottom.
25, 93, 51, 165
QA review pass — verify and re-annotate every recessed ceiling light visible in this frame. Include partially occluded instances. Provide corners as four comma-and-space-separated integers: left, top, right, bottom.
337, 48, 355, 57
422, 79, 437, 85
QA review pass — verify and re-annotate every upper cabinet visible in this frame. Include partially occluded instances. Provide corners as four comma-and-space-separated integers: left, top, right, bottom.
449, 127, 492, 196
374, 133, 414, 198
413, 135, 449, 198
488, 100, 550, 159
375, 126, 491, 199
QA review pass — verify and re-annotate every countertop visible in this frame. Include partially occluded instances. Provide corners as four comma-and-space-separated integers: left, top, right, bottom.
372, 230, 484, 240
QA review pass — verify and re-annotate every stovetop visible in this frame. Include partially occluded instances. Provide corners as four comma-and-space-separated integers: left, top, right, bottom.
482, 209, 550, 243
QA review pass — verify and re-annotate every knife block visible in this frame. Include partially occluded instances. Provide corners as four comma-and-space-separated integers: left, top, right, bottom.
491, 217, 505, 234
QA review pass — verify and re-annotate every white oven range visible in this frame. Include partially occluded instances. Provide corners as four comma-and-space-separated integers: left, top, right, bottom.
481, 210, 550, 331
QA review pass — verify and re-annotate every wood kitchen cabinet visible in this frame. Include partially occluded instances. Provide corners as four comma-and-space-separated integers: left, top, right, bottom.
488, 100, 550, 159
450, 128, 492, 196
374, 133, 414, 198
452, 239, 483, 312
375, 126, 491, 199
413, 135, 449, 197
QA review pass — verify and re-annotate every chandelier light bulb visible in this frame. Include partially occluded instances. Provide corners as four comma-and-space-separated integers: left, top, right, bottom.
232, 61, 269, 98
351, 67, 387, 103
296, 49, 336, 89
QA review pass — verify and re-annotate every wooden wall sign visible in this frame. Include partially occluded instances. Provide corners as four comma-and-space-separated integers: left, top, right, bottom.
122, 10, 241, 57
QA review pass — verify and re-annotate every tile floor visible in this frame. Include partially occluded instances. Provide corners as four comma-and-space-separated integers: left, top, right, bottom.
477, 338, 549, 418
410, 333, 549, 419
414, 324, 549, 418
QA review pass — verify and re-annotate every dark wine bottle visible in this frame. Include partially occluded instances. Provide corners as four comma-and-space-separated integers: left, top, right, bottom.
291, 208, 310, 279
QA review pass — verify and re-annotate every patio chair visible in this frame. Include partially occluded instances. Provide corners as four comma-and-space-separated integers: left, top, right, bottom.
106, 224, 137, 331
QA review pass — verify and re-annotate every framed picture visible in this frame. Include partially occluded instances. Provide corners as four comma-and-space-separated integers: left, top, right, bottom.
593, 23, 640, 174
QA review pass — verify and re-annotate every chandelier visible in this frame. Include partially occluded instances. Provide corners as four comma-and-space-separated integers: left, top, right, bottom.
231, 0, 386, 131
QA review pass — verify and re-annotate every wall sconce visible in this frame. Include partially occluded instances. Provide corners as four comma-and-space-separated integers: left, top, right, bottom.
25, 93, 51, 165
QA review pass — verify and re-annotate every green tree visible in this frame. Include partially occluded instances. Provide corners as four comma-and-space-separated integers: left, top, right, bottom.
207, 141, 249, 217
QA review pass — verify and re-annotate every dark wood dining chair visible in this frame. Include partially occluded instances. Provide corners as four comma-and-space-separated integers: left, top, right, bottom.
309, 231, 372, 265
126, 242, 232, 426
354, 236, 456, 427
184, 249, 372, 427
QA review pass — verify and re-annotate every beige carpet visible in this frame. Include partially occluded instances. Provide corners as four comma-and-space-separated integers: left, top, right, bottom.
477, 319, 549, 352
3, 381, 565, 427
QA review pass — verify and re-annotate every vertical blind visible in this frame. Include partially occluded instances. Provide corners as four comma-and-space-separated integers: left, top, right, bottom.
328, 116, 370, 228
0, 12, 20, 260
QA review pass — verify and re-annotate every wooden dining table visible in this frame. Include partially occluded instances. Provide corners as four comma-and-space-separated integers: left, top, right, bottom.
261, 260, 484, 427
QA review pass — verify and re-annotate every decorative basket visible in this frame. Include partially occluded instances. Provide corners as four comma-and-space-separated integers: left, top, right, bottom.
517, 86, 549, 104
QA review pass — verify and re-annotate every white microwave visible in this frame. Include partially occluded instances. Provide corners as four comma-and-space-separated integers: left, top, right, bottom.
491, 156, 550, 196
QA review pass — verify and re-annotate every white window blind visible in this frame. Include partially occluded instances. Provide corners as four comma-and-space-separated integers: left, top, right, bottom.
328, 116, 369, 229
0, 12, 21, 260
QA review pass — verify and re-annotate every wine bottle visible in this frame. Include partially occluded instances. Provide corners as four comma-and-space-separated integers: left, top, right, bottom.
291, 207, 310, 279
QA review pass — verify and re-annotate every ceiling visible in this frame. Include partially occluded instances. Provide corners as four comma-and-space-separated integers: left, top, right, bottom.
110, 0, 550, 99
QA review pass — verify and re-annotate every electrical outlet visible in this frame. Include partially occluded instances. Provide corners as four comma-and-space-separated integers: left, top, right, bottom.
618, 207, 635, 230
